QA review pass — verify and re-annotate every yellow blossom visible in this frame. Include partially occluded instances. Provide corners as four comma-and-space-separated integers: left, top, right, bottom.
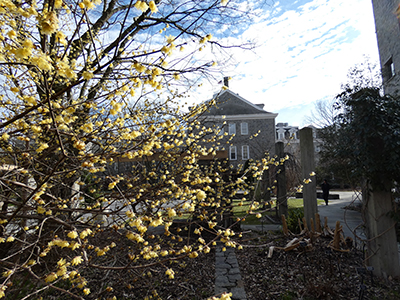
36, 143, 49, 153
54, 239, 70, 248
165, 268, 174, 279
54, 0, 63, 8
70, 241, 80, 250
83, 0, 95, 9
71, 256, 83, 266
82, 71, 94, 80
134, 0, 149, 12
6, 237, 14, 242
196, 190, 206, 200
73, 140, 85, 151
37, 206, 46, 214
80, 229, 92, 239
31, 52, 53, 71
56, 266, 67, 276
55, 31, 67, 45
68, 231, 78, 239
39, 11, 59, 35
45, 272, 58, 282
69, 271, 78, 279
1, 133, 10, 141
166, 35, 175, 44
83, 288, 90, 295
2, 270, 13, 277
149, 0, 157, 13
0, 286, 5, 299
57, 258, 67, 267
7, 30, 16, 39
168, 208, 176, 218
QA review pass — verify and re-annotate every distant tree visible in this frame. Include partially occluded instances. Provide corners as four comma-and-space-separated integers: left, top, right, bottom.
314, 59, 382, 187
305, 97, 337, 129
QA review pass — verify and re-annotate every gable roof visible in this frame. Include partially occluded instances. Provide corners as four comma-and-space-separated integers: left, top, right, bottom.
205, 89, 277, 119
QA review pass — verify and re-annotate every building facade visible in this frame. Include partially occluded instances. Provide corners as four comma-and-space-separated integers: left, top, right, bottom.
372, 0, 400, 95
201, 88, 277, 168
275, 123, 322, 164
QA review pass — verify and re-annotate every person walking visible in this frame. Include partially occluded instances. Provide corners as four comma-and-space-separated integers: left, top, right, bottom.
321, 179, 330, 205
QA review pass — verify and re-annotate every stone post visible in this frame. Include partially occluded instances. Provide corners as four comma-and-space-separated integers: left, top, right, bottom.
299, 127, 317, 229
364, 184, 400, 277
275, 142, 288, 218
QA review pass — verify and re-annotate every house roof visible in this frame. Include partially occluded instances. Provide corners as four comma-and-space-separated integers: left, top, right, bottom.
204, 89, 277, 119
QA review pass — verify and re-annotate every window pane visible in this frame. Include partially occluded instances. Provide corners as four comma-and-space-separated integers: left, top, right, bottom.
241, 122, 248, 135
229, 123, 236, 135
242, 145, 249, 160
230, 146, 237, 160
217, 124, 224, 135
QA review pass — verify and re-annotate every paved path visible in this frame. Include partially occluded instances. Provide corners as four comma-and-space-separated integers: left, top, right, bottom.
242, 191, 366, 243
317, 190, 366, 246
214, 244, 247, 300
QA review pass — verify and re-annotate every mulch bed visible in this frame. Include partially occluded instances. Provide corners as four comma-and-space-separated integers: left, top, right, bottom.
235, 230, 400, 300
5, 225, 400, 300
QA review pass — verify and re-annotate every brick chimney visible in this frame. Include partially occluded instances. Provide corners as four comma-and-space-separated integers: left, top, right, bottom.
223, 76, 229, 88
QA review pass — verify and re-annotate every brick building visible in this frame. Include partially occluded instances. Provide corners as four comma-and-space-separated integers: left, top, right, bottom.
372, 0, 400, 95
201, 84, 277, 168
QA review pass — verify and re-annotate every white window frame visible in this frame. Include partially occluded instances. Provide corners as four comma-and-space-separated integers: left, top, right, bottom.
385, 57, 395, 79
229, 146, 237, 160
229, 123, 236, 135
241, 122, 248, 135
242, 145, 250, 160
216, 124, 224, 136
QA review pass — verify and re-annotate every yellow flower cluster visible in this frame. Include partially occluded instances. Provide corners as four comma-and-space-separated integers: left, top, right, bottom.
39, 11, 59, 35
134, 0, 148, 12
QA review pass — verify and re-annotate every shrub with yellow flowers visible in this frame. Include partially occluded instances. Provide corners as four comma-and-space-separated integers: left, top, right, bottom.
0, 0, 278, 298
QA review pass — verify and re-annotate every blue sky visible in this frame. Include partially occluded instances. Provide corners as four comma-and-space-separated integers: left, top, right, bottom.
193, 0, 380, 127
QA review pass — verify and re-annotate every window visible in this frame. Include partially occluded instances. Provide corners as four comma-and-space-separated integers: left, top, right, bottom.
229, 146, 237, 160
216, 124, 224, 136
384, 58, 395, 80
229, 123, 236, 135
242, 145, 249, 160
241, 122, 248, 135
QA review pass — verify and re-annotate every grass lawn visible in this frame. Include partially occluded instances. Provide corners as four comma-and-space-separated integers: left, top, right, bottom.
232, 198, 325, 225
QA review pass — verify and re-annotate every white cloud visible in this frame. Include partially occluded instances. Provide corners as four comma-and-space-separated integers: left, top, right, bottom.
192, 0, 380, 126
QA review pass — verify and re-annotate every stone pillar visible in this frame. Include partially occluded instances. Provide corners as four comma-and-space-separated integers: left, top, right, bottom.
299, 127, 317, 229
364, 185, 400, 277
275, 142, 288, 218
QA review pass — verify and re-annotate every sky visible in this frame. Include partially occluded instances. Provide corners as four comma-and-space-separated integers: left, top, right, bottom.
194, 0, 381, 127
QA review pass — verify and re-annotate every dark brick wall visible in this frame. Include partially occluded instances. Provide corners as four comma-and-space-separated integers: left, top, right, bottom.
372, 0, 400, 95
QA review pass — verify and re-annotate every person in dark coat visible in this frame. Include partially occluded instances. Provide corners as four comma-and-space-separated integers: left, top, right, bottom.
321, 179, 330, 205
